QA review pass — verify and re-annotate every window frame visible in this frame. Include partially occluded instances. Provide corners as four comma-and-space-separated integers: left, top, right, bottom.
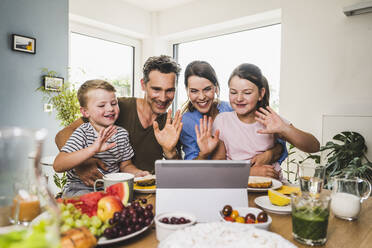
169, 10, 281, 111
69, 21, 141, 97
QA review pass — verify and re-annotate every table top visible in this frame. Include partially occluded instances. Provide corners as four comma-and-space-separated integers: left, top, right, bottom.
105, 191, 372, 248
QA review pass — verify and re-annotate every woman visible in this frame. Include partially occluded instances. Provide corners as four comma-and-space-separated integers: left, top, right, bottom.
179, 61, 287, 178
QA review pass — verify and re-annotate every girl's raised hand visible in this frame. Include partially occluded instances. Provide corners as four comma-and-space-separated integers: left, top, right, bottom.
92, 125, 117, 153
255, 106, 288, 135
195, 115, 220, 159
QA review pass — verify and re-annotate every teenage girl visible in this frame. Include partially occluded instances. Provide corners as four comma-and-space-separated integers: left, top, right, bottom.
196, 63, 320, 179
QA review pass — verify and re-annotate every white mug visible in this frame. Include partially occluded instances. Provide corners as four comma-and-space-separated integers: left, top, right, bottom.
94, 173, 134, 202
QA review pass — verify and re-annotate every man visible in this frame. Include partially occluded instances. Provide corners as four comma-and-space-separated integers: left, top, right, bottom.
55, 55, 182, 186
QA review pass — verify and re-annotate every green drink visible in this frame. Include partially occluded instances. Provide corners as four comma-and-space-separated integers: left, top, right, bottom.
291, 194, 330, 246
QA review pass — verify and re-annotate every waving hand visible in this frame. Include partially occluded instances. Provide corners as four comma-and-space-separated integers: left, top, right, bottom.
195, 115, 220, 159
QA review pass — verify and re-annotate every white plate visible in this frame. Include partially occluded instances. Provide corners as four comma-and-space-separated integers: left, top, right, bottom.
97, 219, 153, 245
159, 222, 297, 248
134, 175, 156, 193
254, 196, 292, 215
247, 177, 282, 192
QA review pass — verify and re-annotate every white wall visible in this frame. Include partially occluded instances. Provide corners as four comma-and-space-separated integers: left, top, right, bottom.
280, 0, 372, 142
69, 0, 151, 38
157, 0, 280, 36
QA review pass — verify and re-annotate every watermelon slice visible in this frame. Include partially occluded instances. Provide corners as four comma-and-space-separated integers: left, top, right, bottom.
106, 182, 131, 206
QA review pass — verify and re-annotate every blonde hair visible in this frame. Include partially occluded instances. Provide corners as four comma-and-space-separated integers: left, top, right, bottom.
77, 80, 116, 107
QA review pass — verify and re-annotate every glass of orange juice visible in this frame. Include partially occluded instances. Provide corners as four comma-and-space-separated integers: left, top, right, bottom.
0, 127, 46, 226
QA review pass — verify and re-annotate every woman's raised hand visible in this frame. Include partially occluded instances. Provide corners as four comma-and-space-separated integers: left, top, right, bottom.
255, 106, 288, 135
92, 125, 117, 153
195, 115, 220, 159
154, 109, 183, 155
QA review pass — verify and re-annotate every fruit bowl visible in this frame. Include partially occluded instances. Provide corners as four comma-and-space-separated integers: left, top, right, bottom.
155, 211, 197, 241
219, 207, 272, 230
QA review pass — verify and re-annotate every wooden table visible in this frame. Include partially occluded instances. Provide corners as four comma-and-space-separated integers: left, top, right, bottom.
107, 192, 372, 248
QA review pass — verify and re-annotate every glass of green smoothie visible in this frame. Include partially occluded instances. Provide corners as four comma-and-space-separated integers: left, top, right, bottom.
291, 193, 330, 246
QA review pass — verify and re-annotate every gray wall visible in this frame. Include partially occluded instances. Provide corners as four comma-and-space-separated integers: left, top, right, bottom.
0, 0, 68, 156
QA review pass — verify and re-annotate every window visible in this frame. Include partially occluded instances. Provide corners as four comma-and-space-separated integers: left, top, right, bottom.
69, 32, 134, 97
174, 24, 281, 112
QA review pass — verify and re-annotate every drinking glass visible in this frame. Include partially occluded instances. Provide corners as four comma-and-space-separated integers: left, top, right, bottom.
0, 127, 46, 226
291, 193, 330, 246
0, 127, 61, 247
330, 176, 371, 221
298, 164, 326, 196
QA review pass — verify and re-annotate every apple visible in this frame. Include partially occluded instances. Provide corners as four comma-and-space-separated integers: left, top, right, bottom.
97, 195, 123, 221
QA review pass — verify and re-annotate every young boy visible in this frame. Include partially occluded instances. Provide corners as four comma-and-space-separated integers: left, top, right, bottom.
53, 80, 149, 197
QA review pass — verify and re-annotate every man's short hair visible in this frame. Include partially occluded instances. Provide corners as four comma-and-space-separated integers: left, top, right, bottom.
143, 55, 181, 83
77, 79, 116, 107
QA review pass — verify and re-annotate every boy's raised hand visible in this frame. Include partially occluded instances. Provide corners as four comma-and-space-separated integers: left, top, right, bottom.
92, 125, 117, 153
255, 106, 288, 135
195, 115, 220, 159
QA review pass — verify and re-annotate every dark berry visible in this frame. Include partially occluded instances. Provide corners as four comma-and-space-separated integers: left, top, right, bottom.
222, 205, 232, 217
134, 224, 141, 231
144, 218, 152, 226
257, 212, 268, 223
145, 204, 153, 211
161, 217, 169, 224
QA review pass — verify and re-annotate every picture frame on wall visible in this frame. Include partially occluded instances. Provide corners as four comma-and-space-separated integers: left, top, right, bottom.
12, 34, 36, 54
44, 76, 64, 91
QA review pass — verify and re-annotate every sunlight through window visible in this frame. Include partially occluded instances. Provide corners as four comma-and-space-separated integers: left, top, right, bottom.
69, 32, 134, 97
175, 24, 281, 112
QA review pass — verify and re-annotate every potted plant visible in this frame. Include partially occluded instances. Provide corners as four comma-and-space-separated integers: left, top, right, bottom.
37, 69, 81, 197
282, 131, 372, 189
321, 131, 372, 187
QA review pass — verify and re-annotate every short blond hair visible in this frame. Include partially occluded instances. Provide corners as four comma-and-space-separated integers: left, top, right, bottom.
77, 80, 116, 107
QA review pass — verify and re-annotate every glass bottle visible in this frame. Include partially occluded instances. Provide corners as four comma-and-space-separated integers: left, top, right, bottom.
0, 127, 60, 247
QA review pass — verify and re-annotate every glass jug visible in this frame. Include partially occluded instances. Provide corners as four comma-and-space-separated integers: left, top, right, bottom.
0, 127, 60, 247
330, 176, 371, 220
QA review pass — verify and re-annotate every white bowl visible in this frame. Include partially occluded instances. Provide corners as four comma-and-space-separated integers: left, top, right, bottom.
155, 211, 197, 242
219, 207, 272, 230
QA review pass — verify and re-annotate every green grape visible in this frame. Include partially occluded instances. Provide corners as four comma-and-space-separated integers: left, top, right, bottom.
89, 226, 98, 236
61, 210, 71, 219
82, 217, 90, 227
91, 216, 102, 228
66, 203, 74, 211
101, 223, 110, 230
58, 203, 66, 211
104, 218, 111, 225
75, 219, 84, 228
61, 224, 70, 233
64, 217, 75, 227
81, 214, 90, 221
73, 210, 82, 220
96, 228, 103, 237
